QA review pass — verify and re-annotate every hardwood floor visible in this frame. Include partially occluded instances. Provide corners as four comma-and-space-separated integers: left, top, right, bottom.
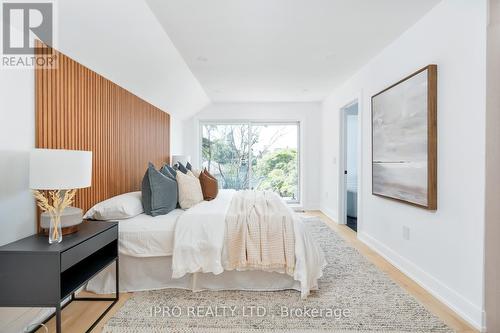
35, 292, 131, 333
38, 211, 478, 333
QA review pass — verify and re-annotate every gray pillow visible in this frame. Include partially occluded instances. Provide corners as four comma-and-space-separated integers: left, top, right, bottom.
142, 162, 178, 216
160, 164, 176, 179
177, 162, 188, 174
167, 164, 177, 177
186, 162, 193, 170
160, 164, 181, 208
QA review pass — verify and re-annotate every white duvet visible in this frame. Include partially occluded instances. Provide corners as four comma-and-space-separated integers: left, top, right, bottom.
172, 189, 326, 298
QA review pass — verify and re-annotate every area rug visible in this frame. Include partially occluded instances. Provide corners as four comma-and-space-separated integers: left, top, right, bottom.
102, 218, 454, 333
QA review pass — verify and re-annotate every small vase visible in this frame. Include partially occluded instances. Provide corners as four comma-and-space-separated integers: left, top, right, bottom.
49, 214, 62, 244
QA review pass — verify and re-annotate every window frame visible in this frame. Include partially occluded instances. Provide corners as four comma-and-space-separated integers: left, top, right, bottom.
199, 120, 301, 204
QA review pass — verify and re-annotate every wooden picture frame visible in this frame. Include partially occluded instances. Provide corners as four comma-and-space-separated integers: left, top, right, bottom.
371, 65, 437, 210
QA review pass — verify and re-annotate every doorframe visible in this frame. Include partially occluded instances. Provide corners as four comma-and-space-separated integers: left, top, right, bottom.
337, 92, 363, 230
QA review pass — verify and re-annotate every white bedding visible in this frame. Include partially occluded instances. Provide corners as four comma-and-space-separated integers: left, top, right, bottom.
172, 189, 326, 298
86, 255, 300, 294
172, 190, 235, 277
116, 209, 184, 257
88, 189, 326, 298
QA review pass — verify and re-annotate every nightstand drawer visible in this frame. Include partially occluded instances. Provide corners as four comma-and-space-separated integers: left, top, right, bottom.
61, 226, 117, 272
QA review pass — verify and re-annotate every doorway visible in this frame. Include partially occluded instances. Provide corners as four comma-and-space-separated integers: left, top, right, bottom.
342, 102, 359, 232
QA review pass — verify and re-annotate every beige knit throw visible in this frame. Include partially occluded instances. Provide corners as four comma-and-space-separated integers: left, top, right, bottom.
224, 190, 295, 276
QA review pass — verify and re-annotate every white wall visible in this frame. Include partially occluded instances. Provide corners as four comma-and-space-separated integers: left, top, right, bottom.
345, 106, 358, 191
0, 54, 54, 333
320, 0, 487, 329
184, 102, 322, 209
0, 70, 35, 246
170, 116, 185, 156
485, 0, 500, 330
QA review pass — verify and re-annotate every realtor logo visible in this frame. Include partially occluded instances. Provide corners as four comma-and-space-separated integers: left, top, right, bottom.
2, 2, 52, 54
1, 1, 56, 68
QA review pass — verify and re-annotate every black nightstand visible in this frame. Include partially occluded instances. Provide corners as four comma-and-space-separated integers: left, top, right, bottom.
0, 221, 119, 333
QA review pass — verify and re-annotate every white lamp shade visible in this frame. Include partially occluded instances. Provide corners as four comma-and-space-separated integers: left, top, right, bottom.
171, 155, 191, 166
29, 149, 92, 190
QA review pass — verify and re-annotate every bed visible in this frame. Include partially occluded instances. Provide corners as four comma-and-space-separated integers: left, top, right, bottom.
36, 57, 325, 299
87, 189, 326, 298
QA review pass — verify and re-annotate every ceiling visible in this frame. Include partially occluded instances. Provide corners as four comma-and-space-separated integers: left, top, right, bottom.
53, 0, 210, 120
146, 0, 441, 103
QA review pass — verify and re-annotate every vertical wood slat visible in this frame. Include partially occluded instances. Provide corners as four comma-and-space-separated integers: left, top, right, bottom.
34, 44, 170, 232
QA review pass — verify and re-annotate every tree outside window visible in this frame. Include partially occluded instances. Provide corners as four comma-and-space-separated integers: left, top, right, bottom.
201, 122, 299, 203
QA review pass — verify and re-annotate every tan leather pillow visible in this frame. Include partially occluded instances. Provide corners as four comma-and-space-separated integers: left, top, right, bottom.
199, 170, 218, 201
204, 168, 216, 180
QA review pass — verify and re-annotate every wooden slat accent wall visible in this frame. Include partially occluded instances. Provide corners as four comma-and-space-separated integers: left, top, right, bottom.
35, 44, 170, 231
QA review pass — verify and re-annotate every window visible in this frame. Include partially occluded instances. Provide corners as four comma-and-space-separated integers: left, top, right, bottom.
200, 121, 300, 203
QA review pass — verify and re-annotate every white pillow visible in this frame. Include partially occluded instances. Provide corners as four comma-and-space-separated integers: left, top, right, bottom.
84, 191, 144, 220
177, 171, 204, 209
191, 168, 202, 178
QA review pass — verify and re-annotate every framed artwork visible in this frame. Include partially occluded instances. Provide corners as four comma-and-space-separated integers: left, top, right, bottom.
371, 65, 437, 210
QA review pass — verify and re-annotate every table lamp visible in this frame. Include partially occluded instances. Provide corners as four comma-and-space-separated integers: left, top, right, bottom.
29, 149, 92, 244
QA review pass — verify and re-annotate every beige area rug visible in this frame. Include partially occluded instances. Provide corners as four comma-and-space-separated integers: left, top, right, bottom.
102, 218, 454, 333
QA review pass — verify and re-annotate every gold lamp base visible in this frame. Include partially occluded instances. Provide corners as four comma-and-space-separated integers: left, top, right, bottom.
42, 224, 80, 236
40, 206, 83, 236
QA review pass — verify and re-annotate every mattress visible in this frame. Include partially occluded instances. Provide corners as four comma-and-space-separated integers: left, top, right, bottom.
116, 209, 184, 257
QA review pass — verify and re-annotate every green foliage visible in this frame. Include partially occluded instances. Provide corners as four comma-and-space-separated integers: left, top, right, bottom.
254, 148, 298, 199
201, 124, 298, 199
202, 125, 251, 190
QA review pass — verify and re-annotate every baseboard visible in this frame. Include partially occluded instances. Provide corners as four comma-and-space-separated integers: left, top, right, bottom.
303, 202, 321, 211
358, 232, 485, 331
0, 291, 76, 333
0, 307, 53, 333
320, 207, 337, 223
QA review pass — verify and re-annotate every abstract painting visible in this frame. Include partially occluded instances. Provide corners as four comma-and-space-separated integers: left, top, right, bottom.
372, 65, 437, 209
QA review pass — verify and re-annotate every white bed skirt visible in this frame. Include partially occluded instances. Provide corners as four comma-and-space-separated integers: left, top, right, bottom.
86, 254, 302, 295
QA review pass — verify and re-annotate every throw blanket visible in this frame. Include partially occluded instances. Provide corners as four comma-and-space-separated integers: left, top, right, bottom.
172, 189, 326, 298
224, 190, 295, 276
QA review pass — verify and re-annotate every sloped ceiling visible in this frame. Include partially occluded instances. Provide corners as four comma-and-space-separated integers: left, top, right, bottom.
51, 0, 441, 116
53, 0, 210, 119
146, 0, 441, 102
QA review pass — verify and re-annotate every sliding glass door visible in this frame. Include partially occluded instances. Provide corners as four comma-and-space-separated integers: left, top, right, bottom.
201, 123, 251, 190
200, 121, 300, 203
